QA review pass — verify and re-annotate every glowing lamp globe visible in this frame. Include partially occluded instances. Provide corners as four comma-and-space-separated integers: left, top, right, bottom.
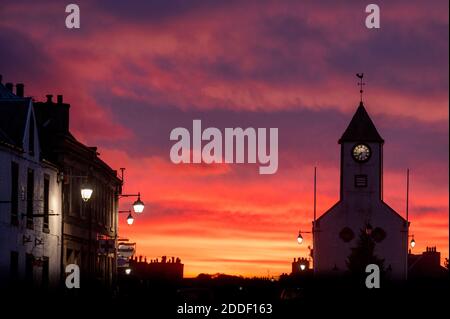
297, 232, 303, 245
133, 193, 145, 214
126, 213, 134, 225
81, 185, 93, 202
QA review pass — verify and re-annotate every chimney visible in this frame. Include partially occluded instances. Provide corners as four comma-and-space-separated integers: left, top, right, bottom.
16, 83, 24, 97
5, 82, 13, 92
57, 95, 63, 104
46, 94, 53, 103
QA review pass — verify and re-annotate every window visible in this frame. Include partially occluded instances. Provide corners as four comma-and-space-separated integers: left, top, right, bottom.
10, 162, 19, 226
43, 175, 50, 232
26, 169, 34, 229
354, 174, 368, 188
10, 251, 19, 282
28, 117, 35, 155
66, 248, 73, 263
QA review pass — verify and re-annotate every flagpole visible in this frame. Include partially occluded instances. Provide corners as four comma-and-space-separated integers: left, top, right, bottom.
405, 168, 410, 280
313, 166, 317, 273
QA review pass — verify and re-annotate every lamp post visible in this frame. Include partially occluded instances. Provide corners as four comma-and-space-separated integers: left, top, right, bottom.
118, 193, 145, 218
297, 230, 312, 245
117, 168, 145, 215
296, 167, 319, 273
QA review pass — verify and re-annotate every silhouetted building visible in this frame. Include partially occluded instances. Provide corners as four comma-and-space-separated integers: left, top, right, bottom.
33, 93, 122, 288
314, 102, 408, 279
129, 256, 184, 280
291, 257, 310, 274
0, 78, 62, 289
408, 246, 447, 278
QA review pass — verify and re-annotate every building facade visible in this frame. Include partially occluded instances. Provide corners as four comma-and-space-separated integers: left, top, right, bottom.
314, 102, 408, 280
128, 256, 184, 280
408, 247, 447, 278
0, 80, 62, 289
1, 75, 123, 290
34, 94, 122, 289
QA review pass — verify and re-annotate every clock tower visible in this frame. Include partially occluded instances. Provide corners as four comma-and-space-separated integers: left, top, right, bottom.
338, 102, 384, 202
313, 101, 408, 280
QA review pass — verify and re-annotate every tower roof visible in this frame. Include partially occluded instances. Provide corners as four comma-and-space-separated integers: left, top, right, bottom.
338, 102, 384, 144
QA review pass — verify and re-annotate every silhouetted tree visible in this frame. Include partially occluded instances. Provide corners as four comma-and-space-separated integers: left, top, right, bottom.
346, 228, 385, 281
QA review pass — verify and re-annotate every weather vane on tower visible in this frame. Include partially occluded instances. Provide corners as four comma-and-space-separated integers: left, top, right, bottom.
356, 73, 365, 103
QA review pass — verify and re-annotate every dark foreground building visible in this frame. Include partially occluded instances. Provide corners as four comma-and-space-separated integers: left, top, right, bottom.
408, 246, 447, 278
1, 76, 122, 290
128, 256, 184, 280
34, 94, 122, 288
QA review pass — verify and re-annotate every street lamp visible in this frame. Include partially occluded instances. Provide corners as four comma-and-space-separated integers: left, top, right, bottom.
125, 268, 131, 275
297, 230, 313, 245
300, 264, 306, 271
297, 231, 304, 244
410, 235, 416, 248
119, 210, 135, 225
126, 213, 134, 225
132, 192, 145, 214
80, 183, 93, 202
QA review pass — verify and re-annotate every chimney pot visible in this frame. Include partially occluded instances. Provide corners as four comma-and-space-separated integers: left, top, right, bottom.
16, 83, 24, 97
5, 82, 13, 92
57, 95, 63, 104
46, 94, 53, 103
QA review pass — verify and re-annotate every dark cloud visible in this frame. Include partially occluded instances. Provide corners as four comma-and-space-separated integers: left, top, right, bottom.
0, 27, 53, 83
93, 88, 448, 180
328, 21, 449, 94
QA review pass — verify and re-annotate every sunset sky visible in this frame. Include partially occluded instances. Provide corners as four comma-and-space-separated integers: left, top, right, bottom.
0, 0, 448, 277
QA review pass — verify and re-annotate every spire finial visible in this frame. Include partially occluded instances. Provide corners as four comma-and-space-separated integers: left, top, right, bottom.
356, 73, 365, 103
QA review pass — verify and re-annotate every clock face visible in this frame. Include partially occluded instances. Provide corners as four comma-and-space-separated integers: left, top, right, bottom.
352, 144, 371, 162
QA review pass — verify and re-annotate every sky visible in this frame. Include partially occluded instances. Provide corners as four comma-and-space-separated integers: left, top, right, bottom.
0, 0, 448, 277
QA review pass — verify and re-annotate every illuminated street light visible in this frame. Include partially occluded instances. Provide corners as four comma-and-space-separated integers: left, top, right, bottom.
133, 192, 145, 214
410, 237, 416, 248
81, 183, 93, 202
297, 231, 303, 245
300, 264, 306, 271
125, 268, 131, 275
126, 213, 134, 225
